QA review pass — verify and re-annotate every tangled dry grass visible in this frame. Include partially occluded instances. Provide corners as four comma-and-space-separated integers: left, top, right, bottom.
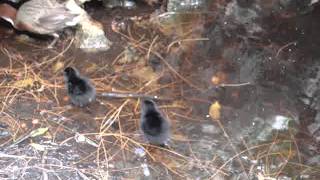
0, 27, 225, 179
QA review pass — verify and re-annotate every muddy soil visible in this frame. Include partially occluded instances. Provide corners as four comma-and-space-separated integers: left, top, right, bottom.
0, 0, 320, 179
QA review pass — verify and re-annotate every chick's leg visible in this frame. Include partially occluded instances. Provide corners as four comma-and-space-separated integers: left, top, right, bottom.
47, 33, 59, 48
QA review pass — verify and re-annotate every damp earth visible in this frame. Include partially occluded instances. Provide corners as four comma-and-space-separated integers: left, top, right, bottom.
0, 0, 320, 179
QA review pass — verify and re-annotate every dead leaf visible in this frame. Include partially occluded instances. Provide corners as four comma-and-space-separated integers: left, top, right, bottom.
86, 63, 98, 73
21, 123, 27, 129
211, 72, 227, 86
172, 100, 188, 108
211, 76, 220, 85
63, 96, 69, 101
30, 127, 48, 137
153, 151, 180, 168
209, 101, 221, 120
53, 61, 64, 73
131, 66, 158, 83
118, 46, 142, 64
13, 78, 34, 88
44, 131, 53, 139
172, 134, 189, 141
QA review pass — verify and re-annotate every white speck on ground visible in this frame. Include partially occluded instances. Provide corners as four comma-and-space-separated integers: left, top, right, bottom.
141, 163, 150, 176
134, 147, 146, 157
272, 115, 290, 130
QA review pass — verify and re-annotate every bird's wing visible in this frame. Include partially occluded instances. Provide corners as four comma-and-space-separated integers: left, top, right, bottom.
68, 79, 89, 95
37, 7, 80, 31
73, 86, 85, 95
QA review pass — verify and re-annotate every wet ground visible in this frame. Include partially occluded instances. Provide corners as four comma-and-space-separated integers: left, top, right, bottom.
0, 0, 320, 179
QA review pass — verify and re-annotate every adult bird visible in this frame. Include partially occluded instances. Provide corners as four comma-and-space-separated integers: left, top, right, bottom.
0, 0, 85, 48
64, 67, 96, 107
140, 99, 170, 147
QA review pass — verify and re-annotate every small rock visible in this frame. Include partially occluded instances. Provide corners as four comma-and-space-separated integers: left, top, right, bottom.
75, 16, 112, 52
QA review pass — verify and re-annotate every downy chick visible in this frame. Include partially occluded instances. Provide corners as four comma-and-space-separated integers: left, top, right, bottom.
64, 67, 96, 107
140, 99, 170, 147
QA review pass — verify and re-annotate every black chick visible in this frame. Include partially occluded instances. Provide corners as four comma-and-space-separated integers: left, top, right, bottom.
140, 99, 170, 147
63, 67, 96, 107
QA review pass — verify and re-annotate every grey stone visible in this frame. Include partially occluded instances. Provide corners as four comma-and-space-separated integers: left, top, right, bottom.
75, 16, 112, 52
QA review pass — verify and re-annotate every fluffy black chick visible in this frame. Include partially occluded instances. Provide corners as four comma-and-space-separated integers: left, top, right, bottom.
63, 67, 96, 107
140, 99, 170, 147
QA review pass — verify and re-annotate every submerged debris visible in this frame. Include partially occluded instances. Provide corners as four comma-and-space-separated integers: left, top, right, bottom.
244, 115, 298, 144
167, 0, 208, 12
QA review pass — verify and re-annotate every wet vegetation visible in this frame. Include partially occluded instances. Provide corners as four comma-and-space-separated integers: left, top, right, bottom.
0, 0, 320, 179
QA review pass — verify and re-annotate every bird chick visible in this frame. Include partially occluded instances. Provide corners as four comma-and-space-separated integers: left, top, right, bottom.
140, 99, 170, 147
0, 0, 85, 48
64, 67, 96, 107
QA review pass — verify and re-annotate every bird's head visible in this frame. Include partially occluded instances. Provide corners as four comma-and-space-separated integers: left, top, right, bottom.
0, 3, 17, 27
141, 99, 157, 112
64, 67, 79, 79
